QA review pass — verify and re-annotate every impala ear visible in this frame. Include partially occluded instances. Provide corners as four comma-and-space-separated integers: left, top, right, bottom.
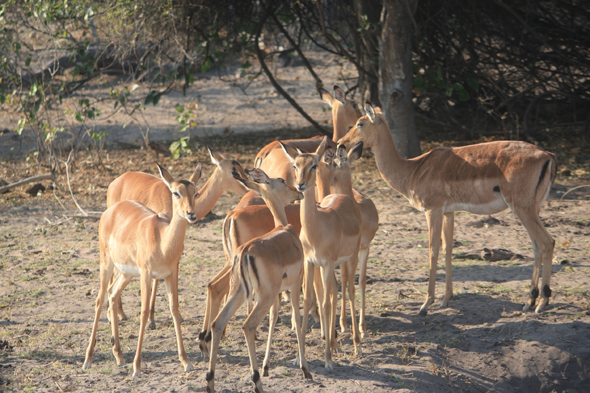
348, 141, 363, 164
279, 141, 299, 162
208, 147, 225, 166
189, 163, 202, 184
323, 146, 335, 166
157, 163, 175, 188
318, 87, 334, 107
365, 102, 376, 123
333, 85, 346, 104
247, 168, 271, 185
314, 136, 329, 158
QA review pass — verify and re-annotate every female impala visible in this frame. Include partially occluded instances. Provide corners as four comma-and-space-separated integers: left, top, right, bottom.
284, 137, 363, 369
106, 148, 247, 328
83, 164, 199, 377
334, 142, 379, 338
338, 103, 557, 314
205, 168, 312, 393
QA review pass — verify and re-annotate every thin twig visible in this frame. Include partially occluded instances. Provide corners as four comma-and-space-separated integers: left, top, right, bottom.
63, 151, 88, 216
559, 185, 590, 202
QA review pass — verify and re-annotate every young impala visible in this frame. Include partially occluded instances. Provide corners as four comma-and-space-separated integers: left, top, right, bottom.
205, 168, 312, 393
338, 103, 557, 314
83, 164, 199, 377
283, 136, 363, 369
105, 148, 247, 328
334, 142, 379, 337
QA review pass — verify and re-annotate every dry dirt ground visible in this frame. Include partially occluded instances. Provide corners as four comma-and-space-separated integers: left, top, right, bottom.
1, 139, 589, 393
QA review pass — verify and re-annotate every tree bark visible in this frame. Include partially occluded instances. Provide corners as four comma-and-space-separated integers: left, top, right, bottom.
379, 0, 421, 158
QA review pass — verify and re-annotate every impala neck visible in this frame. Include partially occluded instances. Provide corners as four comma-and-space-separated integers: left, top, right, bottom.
194, 168, 224, 220
332, 169, 354, 199
161, 210, 189, 257
332, 107, 348, 142
301, 184, 320, 234
315, 161, 332, 200
264, 194, 289, 228
373, 123, 416, 199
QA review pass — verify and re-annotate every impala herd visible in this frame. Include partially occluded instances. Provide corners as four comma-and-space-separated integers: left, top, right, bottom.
82, 85, 557, 392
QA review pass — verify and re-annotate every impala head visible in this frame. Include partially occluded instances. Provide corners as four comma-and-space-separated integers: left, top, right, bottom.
157, 162, 201, 224
233, 168, 303, 205
281, 136, 329, 193
319, 85, 362, 140
207, 147, 249, 195
337, 102, 383, 151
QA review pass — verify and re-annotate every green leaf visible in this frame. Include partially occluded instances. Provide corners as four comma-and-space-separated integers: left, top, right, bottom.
25, 56, 31, 66
176, 106, 184, 113
452, 83, 464, 92
467, 77, 480, 91
458, 90, 470, 101
75, 112, 83, 122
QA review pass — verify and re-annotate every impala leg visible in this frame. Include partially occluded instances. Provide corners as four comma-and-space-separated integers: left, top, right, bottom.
320, 264, 336, 369
262, 296, 280, 377
291, 271, 312, 379
314, 266, 325, 338
420, 209, 443, 316
358, 247, 369, 338
346, 254, 361, 356
200, 266, 231, 357
339, 262, 349, 333
83, 251, 114, 370
132, 269, 152, 378
108, 271, 128, 322
441, 212, 455, 308
148, 279, 158, 330
243, 295, 276, 393
164, 271, 192, 373
301, 259, 315, 336
207, 289, 246, 393
107, 273, 132, 366
515, 207, 555, 313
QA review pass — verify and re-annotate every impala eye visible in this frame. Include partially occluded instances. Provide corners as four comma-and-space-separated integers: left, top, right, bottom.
310, 164, 317, 170
194, 192, 199, 199
173, 192, 181, 198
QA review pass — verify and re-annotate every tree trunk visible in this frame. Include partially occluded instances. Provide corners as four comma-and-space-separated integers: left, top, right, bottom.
379, 0, 421, 158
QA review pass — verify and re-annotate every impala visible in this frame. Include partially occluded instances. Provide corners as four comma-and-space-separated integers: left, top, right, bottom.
105, 148, 248, 328
338, 103, 557, 314
83, 164, 199, 377
334, 142, 379, 337
205, 168, 312, 393
284, 136, 363, 369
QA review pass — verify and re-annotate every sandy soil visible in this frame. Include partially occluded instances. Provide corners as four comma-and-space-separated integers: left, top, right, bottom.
1, 53, 590, 393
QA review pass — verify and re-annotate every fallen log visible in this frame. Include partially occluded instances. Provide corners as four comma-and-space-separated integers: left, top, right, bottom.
0, 174, 55, 194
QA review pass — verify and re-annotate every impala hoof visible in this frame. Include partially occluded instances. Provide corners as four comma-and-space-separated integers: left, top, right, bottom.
184, 362, 193, 373
418, 307, 428, 316
82, 360, 91, 370
132, 370, 141, 378
535, 299, 549, 314
324, 361, 334, 370
302, 367, 312, 379
147, 321, 156, 330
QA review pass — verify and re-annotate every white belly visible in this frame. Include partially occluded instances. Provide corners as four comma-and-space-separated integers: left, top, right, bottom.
114, 263, 169, 280
444, 197, 508, 215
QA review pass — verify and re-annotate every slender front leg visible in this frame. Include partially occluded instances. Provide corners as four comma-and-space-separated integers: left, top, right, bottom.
320, 264, 336, 369
339, 262, 350, 333
440, 212, 455, 308
358, 247, 369, 338
345, 254, 361, 356
132, 269, 152, 378
301, 259, 315, 336
290, 272, 312, 379
148, 279, 159, 330
164, 270, 192, 373
419, 209, 443, 316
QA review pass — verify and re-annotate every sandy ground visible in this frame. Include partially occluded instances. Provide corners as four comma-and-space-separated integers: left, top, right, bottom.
1, 52, 590, 393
